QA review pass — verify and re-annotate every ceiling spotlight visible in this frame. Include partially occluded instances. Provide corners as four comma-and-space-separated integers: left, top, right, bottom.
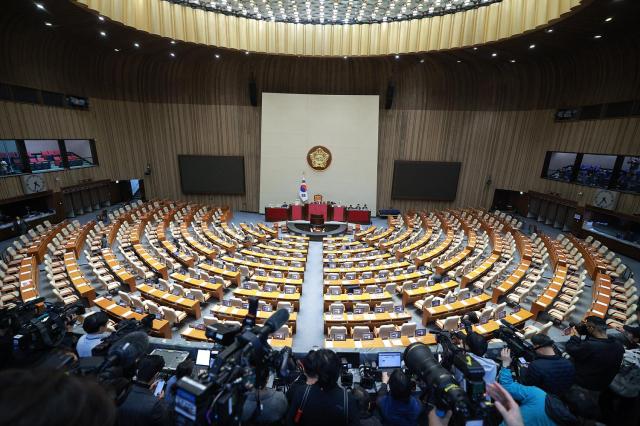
214, 53, 221, 59
394, 54, 400, 59
529, 44, 536, 49
419, 59, 425, 63
545, 28, 554, 33
98, 16, 105, 21
100, 31, 107, 37
456, 60, 461, 63
133, 42, 140, 48
594, 34, 602, 39
114, 48, 120, 52
605, 17, 613, 22
491, 52, 497, 57
35, 3, 45, 10
44, 21, 52, 26
245, 51, 250, 55
170, 52, 176, 57
510, 59, 516, 63
171, 40, 176, 44
473, 47, 478, 51
343, 56, 348, 59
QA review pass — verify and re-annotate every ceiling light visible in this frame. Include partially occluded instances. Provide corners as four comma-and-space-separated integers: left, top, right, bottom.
170, 52, 176, 57
594, 34, 602, 39
245, 51, 250, 55
133, 42, 140, 48
343, 56, 348, 59
605, 17, 613, 22
394, 54, 400, 59
171, 40, 177, 44
419, 59, 425, 63
98, 16, 105, 21
529, 44, 535, 49
114, 48, 120, 52
456, 60, 461, 63
472, 47, 478, 51
510, 59, 516, 63
491, 52, 497, 57
215, 53, 221, 59
35, 3, 45, 10
100, 31, 107, 37
44, 21, 52, 26
545, 28, 554, 33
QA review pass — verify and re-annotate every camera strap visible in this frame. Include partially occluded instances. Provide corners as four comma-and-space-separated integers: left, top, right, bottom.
343, 388, 348, 425
294, 385, 312, 424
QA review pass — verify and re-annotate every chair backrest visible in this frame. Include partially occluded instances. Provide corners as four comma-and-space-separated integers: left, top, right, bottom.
441, 315, 460, 331
276, 301, 292, 312
378, 324, 396, 340
329, 326, 347, 340
329, 303, 345, 314
160, 307, 178, 324
203, 315, 218, 326
352, 326, 371, 340
190, 289, 205, 302
379, 301, 394, 312
354, 303, 370, 312
274, 325, 290, 339
118, 291, 132, 306
400, 322, 417, 337
538, 321, 553, 335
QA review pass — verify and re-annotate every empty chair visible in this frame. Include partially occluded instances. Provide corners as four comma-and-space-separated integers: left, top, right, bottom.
230, 297, 244, 308
189, 288, 208, 302
171, 283, 186, 297
414, 295, 433, 311
491, 302, 507, 320
548, 305, 576, 324
118, 291, 133, 307
273, 325, 290, 339
522, 321, 553, 339
160, 306, 187, 325
328, 326, 348, 340
354, 302, 370, 313
143, 300, 163, 317
400, 322, 417, 337
129, 295, 146, 312
329, 302, 345, 314
327, 286, 342, 295
436, 315, 461, 331
276, 301, 293, 312
352, 325, 372, 340
377, 301, 394, 313
375, 324, 397, 340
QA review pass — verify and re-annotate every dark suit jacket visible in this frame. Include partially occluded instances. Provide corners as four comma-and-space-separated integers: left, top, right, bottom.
117, 382, 172, 426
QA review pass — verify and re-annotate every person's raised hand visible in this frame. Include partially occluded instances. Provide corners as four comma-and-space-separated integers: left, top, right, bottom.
487, 382, 524, 426
500, 347, 512, 367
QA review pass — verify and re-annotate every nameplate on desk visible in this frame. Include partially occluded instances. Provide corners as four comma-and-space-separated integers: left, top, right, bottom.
284, 287, 295, 294
334, 334, 346, 342
447, 297, 457, 304
362, 333, 374, 341
479, 317, 489, 325
415, 329, 426, 337
389, 331, 401, 339
497, 310, 507, 319
353, 308, 364, 315
375, 288, 383, 294
20, 280, 32, 287
353, 288, 363, 295
432, 300, 441, 307
222, 300, 231, 307
374, 307, 385, 313
393, 306, 403, 313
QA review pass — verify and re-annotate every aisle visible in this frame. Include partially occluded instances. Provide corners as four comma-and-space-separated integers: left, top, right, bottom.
292, 240, 325, 353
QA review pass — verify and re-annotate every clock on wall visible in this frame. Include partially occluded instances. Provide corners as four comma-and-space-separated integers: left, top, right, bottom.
593, 189, 619, 210
21, 174, 46, 194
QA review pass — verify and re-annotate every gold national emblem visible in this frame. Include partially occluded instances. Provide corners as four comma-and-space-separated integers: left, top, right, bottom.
307, 146, 332, 171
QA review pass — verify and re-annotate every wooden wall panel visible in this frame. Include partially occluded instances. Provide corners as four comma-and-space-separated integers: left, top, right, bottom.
0, 14, 638, 215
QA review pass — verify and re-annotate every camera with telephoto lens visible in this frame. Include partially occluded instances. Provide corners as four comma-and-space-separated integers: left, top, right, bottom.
404, 335, 500, 426
174, 297, 296, 426
0, 297, 85, 367
494, 320, 536, 376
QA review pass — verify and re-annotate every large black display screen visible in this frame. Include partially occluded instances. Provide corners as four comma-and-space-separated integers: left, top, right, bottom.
178, 155, 245, 195
391, 161, 461, 201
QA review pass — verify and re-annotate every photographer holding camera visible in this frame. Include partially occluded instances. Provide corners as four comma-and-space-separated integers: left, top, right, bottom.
285, 349, 359, 426
565, 316, 624, 392
376, 369, 423, 426
454, 331, 497, 393
519, 334, 575, 396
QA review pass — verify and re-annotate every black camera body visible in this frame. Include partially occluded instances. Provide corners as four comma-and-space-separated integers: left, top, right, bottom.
494, 321, 536, 362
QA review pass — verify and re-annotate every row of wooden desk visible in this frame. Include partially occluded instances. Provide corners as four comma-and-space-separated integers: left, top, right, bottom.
63, 252, 96, 304
170, 272, 224, 300
102, 248, 137, 291
324, 269, 431, 287
94, 296, 172, 338
584, 273, 612, 319
422, 293, 491, 325
181, 327, 292, 347
137, 283, 201, 319
401, 280, 458, 306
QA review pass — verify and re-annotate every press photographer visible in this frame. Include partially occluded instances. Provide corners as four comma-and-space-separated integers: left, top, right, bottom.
518, 334, 574, 396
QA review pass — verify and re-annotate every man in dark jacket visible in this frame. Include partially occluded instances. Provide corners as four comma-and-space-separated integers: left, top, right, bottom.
376, 369, 423, 426
520, 334, 575, 395
117, 355, 172, 426
565, 315, 624, 391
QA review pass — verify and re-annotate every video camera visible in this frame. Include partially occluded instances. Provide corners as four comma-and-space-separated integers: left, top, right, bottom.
494, 321, 536, 375
0, 297, 84, 367
174, 299, 294, 426
404, 336, 498, 426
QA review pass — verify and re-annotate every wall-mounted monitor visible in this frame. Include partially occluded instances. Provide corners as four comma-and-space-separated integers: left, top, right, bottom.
391, 161, 461, 201
178, 155, 245, 195
575, 154, 617, 187
543, 152, 577, 182
613, 156, 640, 193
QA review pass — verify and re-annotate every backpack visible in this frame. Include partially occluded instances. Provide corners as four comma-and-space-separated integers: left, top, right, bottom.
609, 348, 640, 398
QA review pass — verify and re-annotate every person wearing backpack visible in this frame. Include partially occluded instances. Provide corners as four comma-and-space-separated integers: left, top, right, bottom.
600, 325, 640, 426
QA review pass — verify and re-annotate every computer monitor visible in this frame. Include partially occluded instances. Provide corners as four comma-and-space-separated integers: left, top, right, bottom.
378, 352, 402, 370
195, 349, 211, 367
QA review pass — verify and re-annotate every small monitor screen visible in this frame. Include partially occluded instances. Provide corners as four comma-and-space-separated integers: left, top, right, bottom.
576, 154, 617, 187
195, 349, 211, 367
378, 352, 402, 369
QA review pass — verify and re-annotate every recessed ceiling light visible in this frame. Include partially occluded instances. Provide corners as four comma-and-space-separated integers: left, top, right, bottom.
529, 44, 536, 49
133, 42, 140, 48
473, 47, 478, 51
100, 31, 107, 37
343, 56, 348, 59
605, 17, 613, 22
214, 53, 221, 59
170, 40, 176, 44
245, 51, 250, 55
456, 60, 461, 63
419, 59, 425, 63
594, 34, 602, 39
98, 16, 105, 21
491, 52, 497, 57
114, 48, 120, 52
394, 54, 400, 59
44, 21, 52, 26
545, 28, 554, 33
170, 52, 176, 57
35, 3, 45, 10
510, 59, 516, 63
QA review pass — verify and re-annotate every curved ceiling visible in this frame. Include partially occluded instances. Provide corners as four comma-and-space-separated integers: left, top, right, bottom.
75, 0, 585, 56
